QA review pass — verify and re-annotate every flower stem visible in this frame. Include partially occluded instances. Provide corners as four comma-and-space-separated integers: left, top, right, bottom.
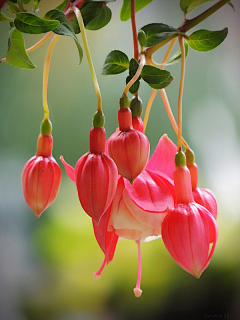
123, 53, 145, 96
177, 35, 186, 152
143, 39, 176, 133
42, 35, 60, 121
131, 0, 139, 62
72, 6, 102, 112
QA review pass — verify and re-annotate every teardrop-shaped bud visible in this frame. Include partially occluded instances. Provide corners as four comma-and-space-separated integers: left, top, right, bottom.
108, 108, 149, 183
75, 127, 118, 223
22, 134, 61, 218
162, 202, 218, 278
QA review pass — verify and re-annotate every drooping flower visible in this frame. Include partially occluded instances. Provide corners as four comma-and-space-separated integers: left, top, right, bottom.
185, 149, 218, 219
22, 121, 61, 218
162, 151, 218, 278
94, 134, 177, 296
108, 96, 150, 183
61, 112, 118, 223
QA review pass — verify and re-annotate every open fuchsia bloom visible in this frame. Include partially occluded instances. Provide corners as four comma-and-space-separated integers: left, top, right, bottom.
93, 134, 177, 297
22, 133, 61, 218
61, 120, 118, 224
108, 96, 150, 183
161, 151, 218, 279
185, 149, 218, 220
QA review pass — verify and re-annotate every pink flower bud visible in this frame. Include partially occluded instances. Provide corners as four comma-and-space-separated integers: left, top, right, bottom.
108, 108, 150, 183
162, 159, 218, 278
132, 117, 144, 133
22, 134, 61, 218
61, 127, 118, 223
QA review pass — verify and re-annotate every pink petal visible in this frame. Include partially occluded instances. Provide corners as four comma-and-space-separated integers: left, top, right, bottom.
146, 134, 177, 179
124, 169, 175, 212
60, 155, 75, 182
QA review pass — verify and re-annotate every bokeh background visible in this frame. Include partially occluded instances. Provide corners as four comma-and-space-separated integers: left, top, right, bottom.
0, 1, 240, 319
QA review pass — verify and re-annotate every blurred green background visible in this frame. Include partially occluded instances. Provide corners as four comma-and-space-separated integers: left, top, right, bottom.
0, 1, 240, 319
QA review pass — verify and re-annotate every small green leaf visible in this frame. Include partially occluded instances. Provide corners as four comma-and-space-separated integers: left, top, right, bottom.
120, 0, 154, 21
228, 2, 235, 11
186, 28, 228, 52
44, 9, 83, 64
6, 28, 36, 69
55, 0, 69, 11
180, 0, 214, 14
14, 12, 60, 34
141, 65, 173, 89
126, 76, 140, 95
23, 0, 31, 4
126, 59, 141, 94
82, 2, 112, 30
139, 23, 185, 47
102, 50, 129, 75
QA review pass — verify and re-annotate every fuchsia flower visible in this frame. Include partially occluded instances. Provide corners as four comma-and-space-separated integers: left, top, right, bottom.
108, 97, 150, 183
22, 133, 61, 218
161, 152, 218, 278
61, 124, 118, 223
185, 150, 218, 220
93, 134, 177, 296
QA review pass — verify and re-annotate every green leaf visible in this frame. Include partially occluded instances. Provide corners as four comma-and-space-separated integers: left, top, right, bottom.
102, 50, 129, 75
126, 76, 140, 94
141, 65, 173, 89
180, 0, 214, 14
14, 12, 60, 34
228, 2, 235, 11
70, 2, 112, 33
44, 9, 83, 64
126, 59, 141, 94
6, 28, 36, 69
23, 0, 31, 4
83, 2, 112, 31
186, 28, 228, 52
55, 0, 69, 12
120, 0, 154, 21
139, 23, 185, 47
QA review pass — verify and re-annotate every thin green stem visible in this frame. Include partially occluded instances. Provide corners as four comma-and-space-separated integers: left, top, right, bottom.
177, 35, 186, 151
123, 53, 145, 96
42, 35, 60, 120
72, 5, 102, 112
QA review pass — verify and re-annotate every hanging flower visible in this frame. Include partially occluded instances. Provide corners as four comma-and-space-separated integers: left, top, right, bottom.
94, 134, 177, 296
108, 96, 150, 183
185, 149, 218, 219
130, 95, 144, 133
22, 121, 61, 218
162, 151, 218, 278
61, 112, 118, 223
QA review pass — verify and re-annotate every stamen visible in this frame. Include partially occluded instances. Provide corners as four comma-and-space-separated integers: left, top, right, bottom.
133, 239, 143, 297
93, 232, 114, 280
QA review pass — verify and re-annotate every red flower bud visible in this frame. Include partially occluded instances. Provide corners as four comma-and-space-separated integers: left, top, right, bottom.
162, 156, 218, 278
61, 127, 118, 223
22, 134, 61, 218
108, 108, 149, 183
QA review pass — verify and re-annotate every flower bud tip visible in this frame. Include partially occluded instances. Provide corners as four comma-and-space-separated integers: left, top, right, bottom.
133, 287, 142, 298
93, 272, 101, 280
